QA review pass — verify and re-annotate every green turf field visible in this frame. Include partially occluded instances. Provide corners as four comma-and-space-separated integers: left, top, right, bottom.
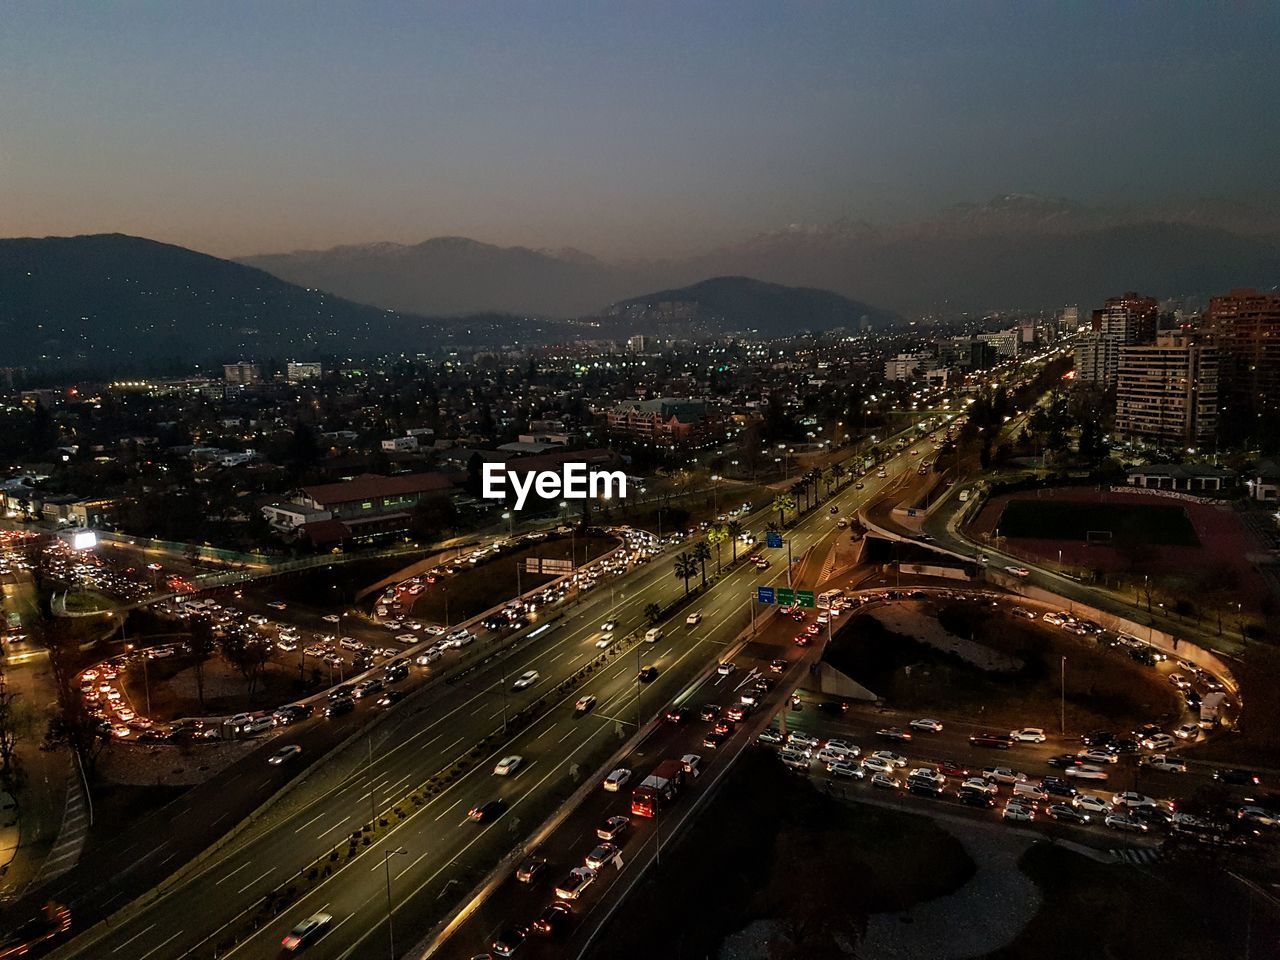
998, 499, 1199, 547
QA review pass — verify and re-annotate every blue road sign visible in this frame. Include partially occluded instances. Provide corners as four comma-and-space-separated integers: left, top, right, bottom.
766, 532, 783, 549
757, 586, 775, 605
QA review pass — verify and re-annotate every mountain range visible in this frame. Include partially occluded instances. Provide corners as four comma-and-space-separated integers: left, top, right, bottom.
0, 234, 570, 369
240, 195, 1280, 317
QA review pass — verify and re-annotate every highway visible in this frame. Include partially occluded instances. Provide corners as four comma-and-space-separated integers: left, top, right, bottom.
45, 425, 949, 960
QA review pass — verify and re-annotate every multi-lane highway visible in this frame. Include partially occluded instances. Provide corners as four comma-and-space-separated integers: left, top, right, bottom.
46, 425, 948, 960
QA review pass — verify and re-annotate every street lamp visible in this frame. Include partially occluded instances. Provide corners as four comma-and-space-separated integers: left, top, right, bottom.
502, 511, 513, 536
382, 846, 408, 960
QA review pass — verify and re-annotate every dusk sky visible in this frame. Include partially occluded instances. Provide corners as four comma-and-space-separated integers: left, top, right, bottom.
3, 2, 1278, 259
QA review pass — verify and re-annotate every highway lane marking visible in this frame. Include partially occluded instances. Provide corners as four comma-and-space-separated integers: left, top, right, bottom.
557, 726, 579, 743
439, 735, 465, 755
235, 866, 276, 895
433, 794, 469, 821
418, 732, 442, 751
293, 810, 328, 834
317, 816, 353, 840
137, 931, 184, 960
110, 922, 155, 953
533, 720, 557, 740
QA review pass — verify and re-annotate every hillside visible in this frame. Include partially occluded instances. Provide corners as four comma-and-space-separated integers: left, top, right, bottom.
0, 234, 567, 369
604, 276, 899, 336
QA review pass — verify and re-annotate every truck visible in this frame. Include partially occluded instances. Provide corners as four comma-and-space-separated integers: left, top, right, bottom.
1200, 691, 1228, 728
630, 759, 687, 818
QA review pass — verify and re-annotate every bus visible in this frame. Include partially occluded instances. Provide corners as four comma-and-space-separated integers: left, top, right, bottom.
817, 589, 844, 610
630, 759, 686, 818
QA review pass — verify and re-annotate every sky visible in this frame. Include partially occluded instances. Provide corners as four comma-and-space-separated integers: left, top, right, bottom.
2, 1, 1278, 259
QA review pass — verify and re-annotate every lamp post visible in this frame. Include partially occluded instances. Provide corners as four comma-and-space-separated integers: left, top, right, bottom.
382, 846, 408, 960
502, 511, 513, 536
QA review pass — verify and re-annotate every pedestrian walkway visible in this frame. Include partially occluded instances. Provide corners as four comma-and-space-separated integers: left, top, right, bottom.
32, 775, 89, 886
1110, 846, 1161, 865
0, 789, 18, 888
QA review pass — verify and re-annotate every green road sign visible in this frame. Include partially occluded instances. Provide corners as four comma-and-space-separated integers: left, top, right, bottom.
776, 587, 795, 607
797, 590, 816, 609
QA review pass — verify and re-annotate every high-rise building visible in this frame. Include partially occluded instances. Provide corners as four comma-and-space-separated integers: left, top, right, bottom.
977, 329, 1018, 358
286, 361, 322, 382
223, 361, 261, 385
1115, 333, 1218, 448
1092, 292, 1159, 345
1074, 332, 1120, 386
1207, 288, 1280, 439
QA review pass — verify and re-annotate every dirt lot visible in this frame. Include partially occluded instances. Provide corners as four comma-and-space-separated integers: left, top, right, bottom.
586, 749, 974, 960
402, 535, 616, 625
982, 841, 1274, 960
121, 652, 308, 720
826, 599, 1184, 733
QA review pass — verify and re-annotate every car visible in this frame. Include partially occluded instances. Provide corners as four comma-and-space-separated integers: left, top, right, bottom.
1075, 793, 1110, 815
871, 750, 908, 768
909, 718, 943, 733
700, 704, 722, 721
757, 729, 784, 746
1081, 749, 1118, 765
961, 777, 999, 795
870, 772, 900, 789
686, 612, 703, 626
1046, 753, 1085, 768
1238, 805, 1280, 828
1142, 733, 1177, 751
703, 730, 729, 749
574, 695, 597, 716
982, 767, 1026, 785
512, 670, 539, 691
282, 912, 333, 952
823, 738, 858, 755
969, 732, 1013, 749
321, 614, 341, 624
665, 706, 692, 724
554, 866, 597, 900
467, 799, 508, 823
531, 903, 572, 938
1002, 802, 1035, 822
1104, 813, 1149, 833
1081, 729, 1115, 747
1010, 727, 1047, 743
959, 789, 996, 808
681, 754, 703, 777
769, 658, 788, 674
935, 759, 969, 777
601, 619, 617, 631
1142, 754, 1187, 774
323, 697, 354, 718
1111, 791, 1159, 808
268, 744, 302, 765
415, 650, 443, 667
861, 756, 895, 775
376, 690, 405, 708
717, 662, 735, 676
644, 628, 663, 643
1047, 803, 1089, 824
786, 732, 819, 752
494, 755, 523, 776
1063, 764, 1108, 781
1214, 768, 1262, 786
584, 842, 619, 870
597, 815, 630, 841
1004, 566, 1031, 578
637, 666, 658, 683
515, 856, 548, 883
491, 925, 528, 956
876, 726, 913, 742
1131, 804, 1174, 828
603, 768, 632, 792
829, 761, 864, 778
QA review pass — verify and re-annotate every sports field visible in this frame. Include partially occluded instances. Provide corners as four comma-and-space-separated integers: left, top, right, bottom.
998, 500, 1200, 547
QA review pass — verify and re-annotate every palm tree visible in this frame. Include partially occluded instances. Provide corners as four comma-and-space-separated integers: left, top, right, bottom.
706, 525, 727, 574
673, 552, 696, 596
726, 519, 743, 562
772, 492, 795, 528
692, 540, 712, 588
807, 467, 824, 505
832, 461, 846, 488
766, 519, 780, 536
790, 480, 808, 512
644, 602, 662, 625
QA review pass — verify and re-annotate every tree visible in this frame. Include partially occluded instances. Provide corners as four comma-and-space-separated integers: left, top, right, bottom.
218, 632, 273, 704
772, 492, 796, 528
726, 520, 743, 562
673, 552, 697, 596
644, 603, 662, 625
706, 525, 728, 574
37, 617, 109, 780
692, 540, 712, 588
189, 615, 215, 711
0, 676, 37, 783
807, 468, 824, 505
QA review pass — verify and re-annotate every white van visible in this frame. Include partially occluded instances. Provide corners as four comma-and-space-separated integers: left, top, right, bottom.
644, 628, 663, 643
1013, 781, 1048, 802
